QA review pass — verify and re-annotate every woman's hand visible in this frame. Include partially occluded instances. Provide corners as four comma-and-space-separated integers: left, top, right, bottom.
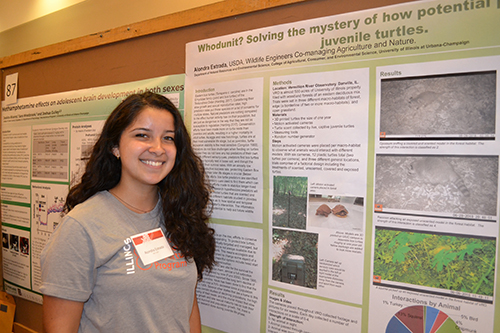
189, 290, 201, 333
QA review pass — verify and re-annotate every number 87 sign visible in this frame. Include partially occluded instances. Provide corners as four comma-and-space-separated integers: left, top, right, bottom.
4, 73, 18, 105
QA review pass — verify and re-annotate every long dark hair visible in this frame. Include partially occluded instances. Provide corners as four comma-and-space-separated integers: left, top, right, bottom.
65, 92, 215, 279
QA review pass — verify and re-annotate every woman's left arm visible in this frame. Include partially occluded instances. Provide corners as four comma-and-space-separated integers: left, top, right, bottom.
190, 288, 202, 333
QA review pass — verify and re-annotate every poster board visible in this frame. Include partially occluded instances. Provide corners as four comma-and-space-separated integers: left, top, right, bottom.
184, 0, 500, 332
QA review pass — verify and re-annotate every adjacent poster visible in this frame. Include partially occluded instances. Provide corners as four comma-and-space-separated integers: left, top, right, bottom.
186, 0, 500, 332
1, 75, 185, 303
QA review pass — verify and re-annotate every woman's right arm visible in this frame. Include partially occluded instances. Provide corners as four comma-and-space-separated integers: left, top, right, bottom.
43, 295, 84, 333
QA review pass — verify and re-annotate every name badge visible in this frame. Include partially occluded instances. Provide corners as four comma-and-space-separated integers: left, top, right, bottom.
131, 228, 174, 265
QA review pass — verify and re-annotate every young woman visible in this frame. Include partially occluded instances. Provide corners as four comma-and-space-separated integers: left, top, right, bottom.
41, 92, 215, 332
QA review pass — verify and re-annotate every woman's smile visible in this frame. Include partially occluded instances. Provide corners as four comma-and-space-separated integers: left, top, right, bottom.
141, 159, 165, 167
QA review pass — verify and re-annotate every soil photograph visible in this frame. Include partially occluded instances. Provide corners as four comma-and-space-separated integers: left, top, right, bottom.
380, 71, 496, 136
375, 155, 498, 217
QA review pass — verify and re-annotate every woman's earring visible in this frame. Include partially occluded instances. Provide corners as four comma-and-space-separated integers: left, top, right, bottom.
112, 147, 120, 159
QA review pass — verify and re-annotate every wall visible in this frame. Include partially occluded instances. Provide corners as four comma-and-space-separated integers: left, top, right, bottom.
1, 0, 418, 332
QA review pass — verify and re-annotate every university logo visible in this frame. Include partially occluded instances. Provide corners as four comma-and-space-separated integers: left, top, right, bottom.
132, 229, 163, 246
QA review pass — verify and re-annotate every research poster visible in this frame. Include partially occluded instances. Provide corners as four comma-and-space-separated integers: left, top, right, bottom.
1, 75, 185, 303
185, 0, 500, 332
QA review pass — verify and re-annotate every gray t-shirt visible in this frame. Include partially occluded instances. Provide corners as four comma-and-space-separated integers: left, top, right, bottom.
41, 191, 197, 332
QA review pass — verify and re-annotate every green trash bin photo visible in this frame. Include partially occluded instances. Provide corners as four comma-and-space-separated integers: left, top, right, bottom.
281, 254, 305, 286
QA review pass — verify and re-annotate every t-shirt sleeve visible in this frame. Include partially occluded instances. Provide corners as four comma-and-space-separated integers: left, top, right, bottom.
40, 217, 96, 302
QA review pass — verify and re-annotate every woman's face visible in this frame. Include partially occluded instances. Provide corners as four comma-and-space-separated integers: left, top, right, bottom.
114, 107, 177, 191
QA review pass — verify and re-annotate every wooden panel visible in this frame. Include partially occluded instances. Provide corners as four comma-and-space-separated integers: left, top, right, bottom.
14, 322, 39, 333
0, 0, 307, 69
1, 0, 413, 99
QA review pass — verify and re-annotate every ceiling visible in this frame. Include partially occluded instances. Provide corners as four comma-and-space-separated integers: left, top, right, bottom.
0, 0, 221, 58
0, 0, 86, 32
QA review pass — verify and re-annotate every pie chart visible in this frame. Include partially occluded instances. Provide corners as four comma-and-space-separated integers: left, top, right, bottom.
386, 305, 461, 333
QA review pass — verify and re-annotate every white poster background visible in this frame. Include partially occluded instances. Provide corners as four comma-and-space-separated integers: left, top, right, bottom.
197, 224, 263, 333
